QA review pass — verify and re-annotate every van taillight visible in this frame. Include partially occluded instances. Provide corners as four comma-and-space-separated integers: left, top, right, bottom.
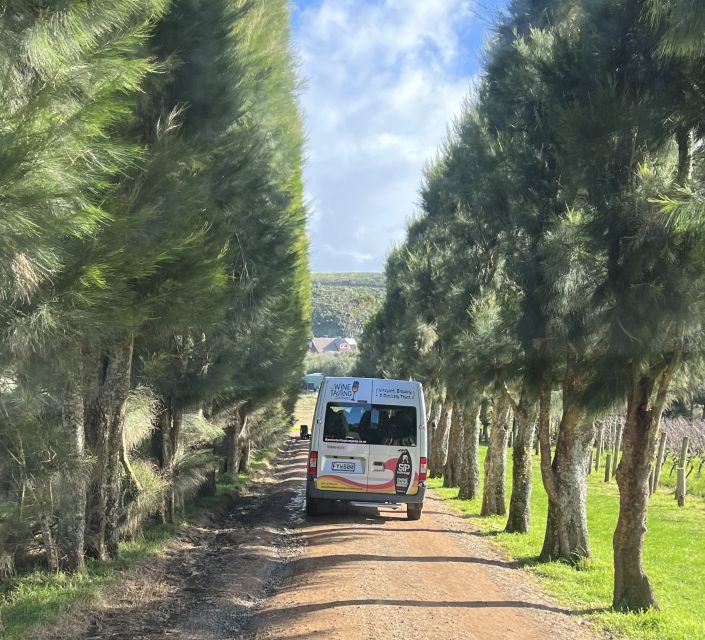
308, 451, 318, 476
419, 456, 428, 482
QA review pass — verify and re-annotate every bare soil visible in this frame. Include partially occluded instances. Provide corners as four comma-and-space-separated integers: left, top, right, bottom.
38, 437, 597, 640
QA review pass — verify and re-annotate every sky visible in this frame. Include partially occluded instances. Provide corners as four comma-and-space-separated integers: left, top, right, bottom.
292, 0, 508, 273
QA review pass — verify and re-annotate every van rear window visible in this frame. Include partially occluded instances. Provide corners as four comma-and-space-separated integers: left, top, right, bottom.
323, 403, 417, 446
370, 405, 417, 447
323, 402, 372, 443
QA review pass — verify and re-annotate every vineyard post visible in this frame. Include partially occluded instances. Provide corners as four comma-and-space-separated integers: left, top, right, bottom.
612, 423, 622, 477
604, 451, 612, 483
676, 436, 689, 507
595, 421, 603, 471
651, 431, 668, 494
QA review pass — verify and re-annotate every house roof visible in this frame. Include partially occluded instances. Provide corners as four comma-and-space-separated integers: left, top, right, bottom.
310, 337, 339, 353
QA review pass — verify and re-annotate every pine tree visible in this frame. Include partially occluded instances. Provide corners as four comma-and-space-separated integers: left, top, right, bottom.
0, 0, 166, 572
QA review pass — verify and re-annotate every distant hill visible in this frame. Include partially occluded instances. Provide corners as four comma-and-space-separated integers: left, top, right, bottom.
312, 272, 385, 338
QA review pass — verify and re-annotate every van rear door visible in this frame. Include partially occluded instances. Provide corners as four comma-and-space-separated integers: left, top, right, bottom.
314, 379, 373, 493
367, 381, 422, 496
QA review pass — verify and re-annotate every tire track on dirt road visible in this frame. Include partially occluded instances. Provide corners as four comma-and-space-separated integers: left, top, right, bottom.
39, 437, 309, 640
40, 436, 596, 640
245, 473, 598, 640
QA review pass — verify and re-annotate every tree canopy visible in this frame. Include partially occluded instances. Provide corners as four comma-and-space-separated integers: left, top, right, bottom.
0, 0, 309, 577
358, 0, 705, 613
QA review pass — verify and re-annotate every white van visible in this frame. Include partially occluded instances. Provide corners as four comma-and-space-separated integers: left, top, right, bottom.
305, 377, 427, 520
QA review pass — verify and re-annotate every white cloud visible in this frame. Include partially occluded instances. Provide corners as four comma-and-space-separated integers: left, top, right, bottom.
294, 0, 479, 271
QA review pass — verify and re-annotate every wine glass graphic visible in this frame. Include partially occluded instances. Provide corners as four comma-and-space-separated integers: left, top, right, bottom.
352, 380, 359, 401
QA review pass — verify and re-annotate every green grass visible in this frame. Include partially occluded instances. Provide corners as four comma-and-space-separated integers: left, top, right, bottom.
0, 525, 176, 639
0, 446, 279, 640
428, 447, 705, 640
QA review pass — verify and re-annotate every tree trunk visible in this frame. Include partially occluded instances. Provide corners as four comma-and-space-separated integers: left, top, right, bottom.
426, 397, 443, 474
224, 406, 244, 474
40, 513, 59, 573
613, 353, 680, 612
458, 399, 481, 500
84, 334, 134, 561
430, 395, 451, 478
538, 374, 593, 563
481, 386, 510, 516
539, 423, 592, 561
595, 422, 603, 472
505, 384, 539, 533
479, 397, 490, 443
651, 431, 667, 494
119, 427, 142, 535
443, 399, 463, 487
237, 414, 250, 473
57, 373, 87, 573
156, 401, 182, 524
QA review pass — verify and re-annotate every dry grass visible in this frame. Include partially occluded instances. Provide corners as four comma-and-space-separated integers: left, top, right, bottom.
292, 393, 318, 433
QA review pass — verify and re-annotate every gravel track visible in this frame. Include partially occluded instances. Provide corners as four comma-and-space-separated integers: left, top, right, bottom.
39, 437, 597, 640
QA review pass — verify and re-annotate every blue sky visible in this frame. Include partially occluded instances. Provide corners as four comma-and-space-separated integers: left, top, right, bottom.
291, 0, 508, 272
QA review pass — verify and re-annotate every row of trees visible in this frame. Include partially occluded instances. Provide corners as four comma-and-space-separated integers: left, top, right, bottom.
357, 0, 705, 613
0, 0, 309, 578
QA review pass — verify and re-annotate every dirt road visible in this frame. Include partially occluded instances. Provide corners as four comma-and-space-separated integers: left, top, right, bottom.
41, 437, 595, 640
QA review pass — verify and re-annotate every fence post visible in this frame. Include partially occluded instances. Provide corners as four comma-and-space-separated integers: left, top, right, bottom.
676, 436, 689, 507
612, 423, 622, 477
651, 431, 668, 494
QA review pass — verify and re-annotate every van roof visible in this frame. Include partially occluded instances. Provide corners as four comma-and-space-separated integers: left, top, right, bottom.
323, 376, 421, 384
321, 377, 422, 406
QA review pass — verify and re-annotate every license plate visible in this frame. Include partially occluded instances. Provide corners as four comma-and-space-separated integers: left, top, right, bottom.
331, 461, 356, 472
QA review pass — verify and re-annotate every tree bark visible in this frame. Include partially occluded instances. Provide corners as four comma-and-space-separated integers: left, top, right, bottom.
481, 385, 510, 516
443, 399, 463, 487
539, 418, 592, 562
458, 399, 481, 500
613, 352, 680, 612
505, 383, 539, 533
538, 371, 593, 563
84, 334, 134, 561
57, 372, 87, 573
430, 395, 451, 478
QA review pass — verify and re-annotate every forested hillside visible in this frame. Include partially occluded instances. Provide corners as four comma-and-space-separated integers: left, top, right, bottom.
358, 0, 705, 622
0, 0, 309, 583
311, 272, 384, 337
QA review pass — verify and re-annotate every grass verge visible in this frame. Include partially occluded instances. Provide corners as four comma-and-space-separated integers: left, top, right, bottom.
428, 446, 705, 640
0, 446, 280, 640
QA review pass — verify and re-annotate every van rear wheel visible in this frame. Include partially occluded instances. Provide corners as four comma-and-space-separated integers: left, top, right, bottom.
305, 495, 319, 516
407, 503, 423, 520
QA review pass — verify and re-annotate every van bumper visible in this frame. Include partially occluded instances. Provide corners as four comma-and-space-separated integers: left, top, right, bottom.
306, 478, 426, 504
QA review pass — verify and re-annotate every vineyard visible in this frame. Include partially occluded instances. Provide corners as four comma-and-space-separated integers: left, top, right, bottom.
311, 272, 384, 338
592, 417, 705, 498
